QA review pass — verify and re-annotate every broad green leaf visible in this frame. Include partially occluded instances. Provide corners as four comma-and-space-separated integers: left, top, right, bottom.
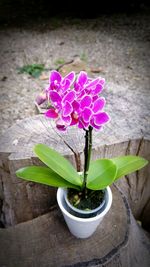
87, 159, 117, 190
112, 155, 148, 181
34, 144, 82, 186
16, 166, 79, 189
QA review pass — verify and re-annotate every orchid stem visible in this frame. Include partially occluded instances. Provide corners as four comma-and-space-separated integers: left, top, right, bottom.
82, 126, 93, 192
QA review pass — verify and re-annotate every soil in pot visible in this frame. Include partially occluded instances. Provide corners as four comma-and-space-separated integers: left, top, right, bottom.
66, 188, 105, 218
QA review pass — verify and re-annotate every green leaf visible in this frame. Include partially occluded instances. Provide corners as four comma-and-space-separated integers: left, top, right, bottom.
34, 144, 82, 187
18, 64, 45, 78
112, 155, 148, 181
16, 166, 79, 189
87, 159, 117, 190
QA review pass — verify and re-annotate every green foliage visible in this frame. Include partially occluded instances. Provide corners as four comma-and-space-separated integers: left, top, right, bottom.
16, 144, 148, 192
16, 166, 79, 189
112, 155, 148, 180
87, 159, 117, 190
18, 64, 45, 78
34, 144, 82, 186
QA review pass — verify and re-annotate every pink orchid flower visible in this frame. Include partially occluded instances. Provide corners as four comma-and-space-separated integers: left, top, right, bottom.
44, 71, 110, 131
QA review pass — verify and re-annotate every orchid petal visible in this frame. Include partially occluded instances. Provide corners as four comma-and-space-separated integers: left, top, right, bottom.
92, 83, 103, 95
100, 78, 105, 85
72, 100, 80, 112
90, 118, 102, 130
35, 92, 47, 105
86, 78, 100, 88
64, 71, 75, 83
92, 95, 99, 102
82, 107, 92, 122
80, 95, 92, 110
70, 113, 79, 126
78, 119, 89, 129
56, 124, 67, 131
74, 82, 80, 91
62, 115, 71, 124
45, 108, 58, 119
63, 101, 73, 116
61, 79, 71, 91
62, 91, 75, 104
93, 97, 106, 113
50, 70, 62, 83
77, 71, 88, 86
94, 112, 110, 125
50, 81, 60, 90
78, 89, 86, 99
78, 120, 85, 129
56, 119, 67, 131
50, 91, 62, 104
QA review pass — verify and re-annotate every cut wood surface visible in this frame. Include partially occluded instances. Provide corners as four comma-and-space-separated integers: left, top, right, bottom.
0, 112, 149, 227
0, 185, 150, 267
0, 88, 150, 266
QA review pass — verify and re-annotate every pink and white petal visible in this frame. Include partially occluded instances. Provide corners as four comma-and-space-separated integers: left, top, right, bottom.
92, 83, 103, 95
82, 107, 92, 122
99, 78, 105, 85
80, 95, 92, 109
85, 87, 91, 95
78, 118, 89, 129
72, 100, 80, 112
50, 91, 62, 103
64, 71, 75, 83
78, 120, 85, 129
50, 81, 60, 90
61, 79, 71, 90
74, 82, 80, 91
45, 108, 58, 119
56, 124, 67, 131
70, 115, 79, 126
49, 70, 62, 83
93, 97, 106, 113
62, 91, 75, 104
90, 118, 102, 130
77, 71, 88, 86
63, 101, 73, 116
92, 95, 99, 102
56, 118, 67, 131
78, 89, 86, 100
82, 120, 89, 129
85, 78, 100, 88
62, 115, 71, 125
35, 92, 47, 105
94, 112, 110, 125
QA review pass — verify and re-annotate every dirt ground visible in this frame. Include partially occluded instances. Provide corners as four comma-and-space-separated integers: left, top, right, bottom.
0, 12, 150, 135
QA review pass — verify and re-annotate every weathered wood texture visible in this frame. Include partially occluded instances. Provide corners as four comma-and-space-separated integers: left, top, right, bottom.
0, 84, 150, 266
0, 114, 150, 228
0, 185, 150, 267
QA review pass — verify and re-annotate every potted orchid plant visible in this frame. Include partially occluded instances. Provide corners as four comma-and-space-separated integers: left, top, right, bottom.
16, 71, 148, 239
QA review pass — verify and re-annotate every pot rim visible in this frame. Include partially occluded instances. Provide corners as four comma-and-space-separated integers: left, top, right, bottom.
57, 186, 112, 222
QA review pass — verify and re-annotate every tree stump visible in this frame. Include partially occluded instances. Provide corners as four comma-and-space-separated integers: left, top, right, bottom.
0, 86, 150, 266
0, 185, 150, 267
0, 115, 149, 228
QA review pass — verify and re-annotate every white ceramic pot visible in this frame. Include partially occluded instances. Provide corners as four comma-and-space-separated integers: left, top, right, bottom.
57, 186, 112, 239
